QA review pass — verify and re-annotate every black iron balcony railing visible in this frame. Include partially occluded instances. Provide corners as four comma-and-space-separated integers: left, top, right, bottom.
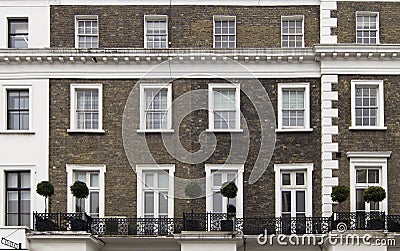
33, 212, 400, 236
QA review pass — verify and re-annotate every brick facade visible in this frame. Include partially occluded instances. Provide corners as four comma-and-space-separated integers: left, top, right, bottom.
337, 2, 400, 44
50, 5, 319, 48
336, 75, 400, 214
49, 78, 321, 217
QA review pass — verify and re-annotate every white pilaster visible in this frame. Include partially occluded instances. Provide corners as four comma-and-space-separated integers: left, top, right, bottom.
321, 74, 339, 217
320, 0, 337, 44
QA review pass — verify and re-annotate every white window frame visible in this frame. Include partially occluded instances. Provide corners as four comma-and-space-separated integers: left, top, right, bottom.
277, 83, 311, 132
68, 84, 103, 133
8, 17, 29, 49
281, 15, 305, 48
348, 152, 390, 213
144, 15, 168, 49
0, 165, 35, 228
350, 80, 385, 130
356, 11, 379, 45
136, 164, 175, 218
205, 164, 244, 218
213, 15, 236, 49
75, 15, 99, 49
274, 163, 313, 217
1, 85, 33, 133
207, 83, 241, 132
66, 164, 106, 218
138, 83, 173, 133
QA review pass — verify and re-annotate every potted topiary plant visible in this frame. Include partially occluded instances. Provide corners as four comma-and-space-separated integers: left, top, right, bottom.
36, 181, 54, 213
184, 182, 202, 231
331, 185, 350, 212
364, 186, 386, 230
35, 181, 56, 231
70, 181, 89, 230
220, 181, 238, 231
331, 185, 350, 230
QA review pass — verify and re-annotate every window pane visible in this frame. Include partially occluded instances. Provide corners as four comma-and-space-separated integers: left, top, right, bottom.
159, 192, 168, 215
145, 173, 154, 188
227, 173, 236, 182
213, 192, 223, 212
356, 170, 367, 183
356, 189, 365, 211
296, 191, 305, 213
213, 173, 222, 186
144, 192, 154, 214
282, 191, 291, 213
296, 172, 305, 185
90, 192, 99, 216
76, 172, 86, 182
7, 191, 18, 213
282, 173, 290, 185
90, 173, 99, 187
158, 172, 169, 189
7, 173, 18, 188
21, 173, 30, 188
368, 169, 379, 183
21, 191, 30, 214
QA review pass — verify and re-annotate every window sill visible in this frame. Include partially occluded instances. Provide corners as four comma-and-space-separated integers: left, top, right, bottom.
349, 126, 387, 131
136, 129, 174, 133
206, 129, 244, 133
67, 129, 105, 134
0, 130, 35, 134
275, 128, 313, 133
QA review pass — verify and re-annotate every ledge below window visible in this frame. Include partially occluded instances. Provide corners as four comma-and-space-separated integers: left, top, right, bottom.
136, 129, 175, 133
67, 129, 105, 134
0, 130, 35, 134
275, 128, 313, 133
205, 129, 244, 133
349, 126, 387, 131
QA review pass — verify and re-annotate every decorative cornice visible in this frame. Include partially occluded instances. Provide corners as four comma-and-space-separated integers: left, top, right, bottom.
0, 48, 315, 64
315, 44, 400, 60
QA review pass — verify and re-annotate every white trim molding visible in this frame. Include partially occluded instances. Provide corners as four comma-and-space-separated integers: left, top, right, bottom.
139, 83, 173, 132
135, 164, 175, 218
205, 164, 244, 218
281, 15, 305, 48
277, 82, 311, 132
355, 11, 379, 45
274, 163, 314, 217
350, 80, 385, 130
208, 83, 241, 132
0, 165, 36, 228
320, 0, 337, 44
66, 164, 106, 217
75, 15, 99, 49
144, 15, 168, 49
68, 84, 104, 133
213, 15, 236, 49
1, 84, 33, 133
347, 152, 390, 212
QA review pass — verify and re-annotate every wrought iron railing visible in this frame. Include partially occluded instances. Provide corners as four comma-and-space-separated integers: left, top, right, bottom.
90, 217, 184, 236
33, 212, 400, 236
34, 212, 92, 232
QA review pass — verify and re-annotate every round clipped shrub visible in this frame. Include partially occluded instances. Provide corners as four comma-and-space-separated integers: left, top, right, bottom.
364, 186, 386, 203
70, 181, 89, 199
220, 181, 238, 199
185, 182, 202, 199
331, 185, 350, 204
36, 181, 54, 198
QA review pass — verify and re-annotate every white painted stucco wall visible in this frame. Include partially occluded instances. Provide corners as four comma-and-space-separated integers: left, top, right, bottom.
0, 79, 49, 228
0, 0, 49, 48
